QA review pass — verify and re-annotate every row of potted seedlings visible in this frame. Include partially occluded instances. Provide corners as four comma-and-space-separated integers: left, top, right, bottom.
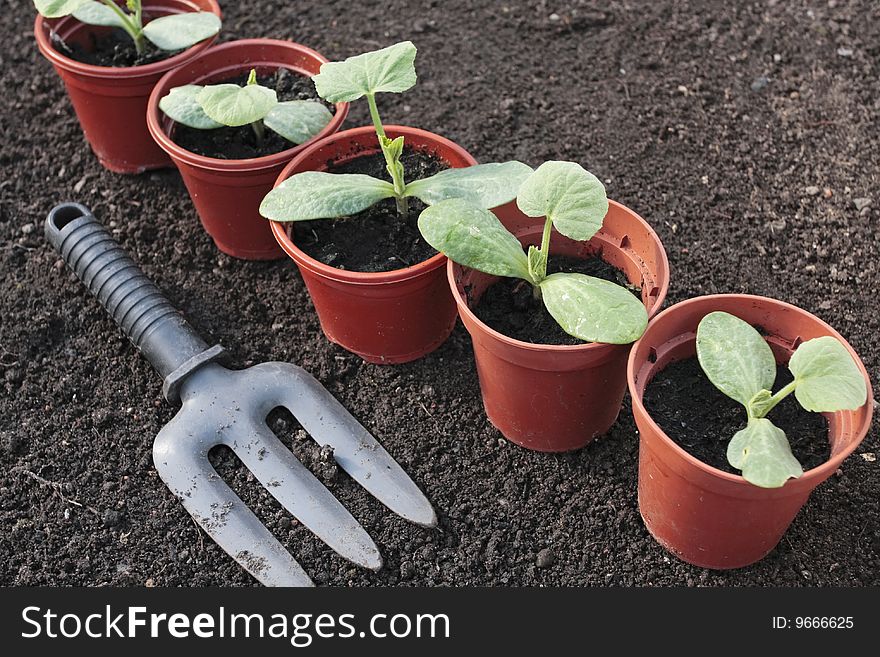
35, 1, 874, 571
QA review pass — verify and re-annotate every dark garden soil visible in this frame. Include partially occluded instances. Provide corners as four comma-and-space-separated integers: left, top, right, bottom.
58, 28, 175, 67
293, 148, 446, 272
2, 1, 878, 587
172, 69, 335, 160
475, 255, 638, 345
643, 359, 829, 473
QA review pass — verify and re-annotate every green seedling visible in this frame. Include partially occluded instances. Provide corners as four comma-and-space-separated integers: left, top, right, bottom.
34, 0, 220, 55
696, 311, 867, 488
159, 69, 333, 146
418, 161, 648, 345
260, 41, 531, 223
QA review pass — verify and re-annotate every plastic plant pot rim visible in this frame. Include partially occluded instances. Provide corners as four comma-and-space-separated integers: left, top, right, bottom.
34, 2, 222, 79
270, 125, 479, 287
447, 199, 670, 355
627, 293, 875, 490
146, 38, 349, 173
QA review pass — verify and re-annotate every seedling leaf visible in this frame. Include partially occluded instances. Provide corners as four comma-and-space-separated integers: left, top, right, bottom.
34, 0, 91, 18
72, 1, 127, 26
417, 199, 530, 280
727, 418, 803, 488
539, 273, 647, 344
260, 173, 396, 222
158, 85, 223, 129
313, 41, 418, 103
197, 80, 277, 127
142, 11, 220, 51
788, 336, 867, 412
516, 161, 608, 241
696, 311, 776, 407
405, 162, 533, 209
263, 101, 333, 145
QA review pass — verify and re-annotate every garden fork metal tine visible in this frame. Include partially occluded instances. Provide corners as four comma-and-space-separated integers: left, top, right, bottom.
153, 410, 315, 587
232, 416, 383, 571
253, 362, 438, 528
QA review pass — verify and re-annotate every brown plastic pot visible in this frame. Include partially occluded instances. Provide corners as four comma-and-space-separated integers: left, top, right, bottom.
449, 202, 670, 452
270, 126, 478, 364
628, 294, 874, 569
147, 39, 349, 260
35, 0, 221, 174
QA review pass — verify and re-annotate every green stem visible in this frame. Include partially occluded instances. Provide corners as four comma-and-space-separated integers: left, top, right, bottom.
251, 119, 266, 143
539, 216, 552, 276
100, 0, 144, 53
367, 93, 409, 218
366, 93, 386, 138
752, 380, 798, 418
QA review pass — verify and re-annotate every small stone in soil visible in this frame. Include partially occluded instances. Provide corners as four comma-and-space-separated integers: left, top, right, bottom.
536, 548, 555, 568
102, 509, 122, 528
400, 561, 415, 579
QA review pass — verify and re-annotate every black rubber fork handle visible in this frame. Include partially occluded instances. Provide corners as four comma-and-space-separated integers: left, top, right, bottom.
45, 202, 224, 403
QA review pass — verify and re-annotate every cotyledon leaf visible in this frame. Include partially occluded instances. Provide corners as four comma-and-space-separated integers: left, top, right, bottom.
71, 1, 127, 27
260, 173, 396, 222
727, 418, 803, 488
263, 101, 333, 145
539, 272, 647, 344
404, 162, 533, 209
34, 0, 91, 18
788, 336, 867, 412
196, 81, 277, 127
417, 199, 531, 280
516, 161, 608, 241
158, 85, 223, 129
696, 311, 776, 407
142, 11, 221, 51
312, 41, 417, 103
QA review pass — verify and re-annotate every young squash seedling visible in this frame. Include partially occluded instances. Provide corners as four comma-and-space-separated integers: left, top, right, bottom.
259, 41, 531, 224
34, 0, 220, 55
696, 311, 867, 488
159, 69, 333, 147
418, 161, 648, 345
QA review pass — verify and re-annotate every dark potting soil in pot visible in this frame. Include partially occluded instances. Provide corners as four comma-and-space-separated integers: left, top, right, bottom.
643, 358, 830, 473
171, 69, 334, 159
53, 28, 178, 67
292, 148, 447, 273
473, 255, 641, 345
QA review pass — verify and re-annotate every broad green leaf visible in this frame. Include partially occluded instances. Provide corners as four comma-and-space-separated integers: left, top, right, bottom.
158, 85, 223, 129
727, 418, 803, 488
71, 1, 126, 26
417, 199, 530, 280
197, 82, 277, 127
263, 101, 333, 144
312, 41, 417, 103
516, 161, 608, 241
696, 311, 776, 407
34, 0, 91, 18
539, 273, 647, 344
142, 11, 221, 51
527, 245, 547, 283
260, 173, 396, 222
789, 336, 867, 412
405, 162, 533, 209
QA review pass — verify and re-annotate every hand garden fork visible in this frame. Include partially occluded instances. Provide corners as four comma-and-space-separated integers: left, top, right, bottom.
45, 202, 436, 586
